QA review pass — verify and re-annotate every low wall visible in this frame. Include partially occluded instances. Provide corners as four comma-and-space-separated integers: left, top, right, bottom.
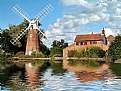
63, 43, 109, 58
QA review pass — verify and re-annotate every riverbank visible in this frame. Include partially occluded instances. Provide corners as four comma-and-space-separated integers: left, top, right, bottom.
12, 57, 111, 62
11, 57, 121, 63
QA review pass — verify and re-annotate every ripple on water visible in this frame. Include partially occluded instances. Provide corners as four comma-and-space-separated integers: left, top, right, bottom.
1, 62, 121, 91
39, 68, 121, 91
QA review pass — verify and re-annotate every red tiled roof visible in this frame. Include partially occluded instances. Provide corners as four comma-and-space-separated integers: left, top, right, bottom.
107, 35, 115, 41
74, 34, 103, 42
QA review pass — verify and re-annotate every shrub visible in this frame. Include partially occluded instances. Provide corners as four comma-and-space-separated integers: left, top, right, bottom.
68, 50, 78, 57
53, 54, 62, 57
15, 51, 24, 57
68, 46, 105, 58
0, 49, 5, 57
0, 49, 13, 64
31, 52, 45, 58
77, 49, 87, 57
87, 46, 105, 58
50, 47, 63, 57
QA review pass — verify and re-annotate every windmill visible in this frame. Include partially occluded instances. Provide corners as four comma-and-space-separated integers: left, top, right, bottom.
10, 4, 53, 55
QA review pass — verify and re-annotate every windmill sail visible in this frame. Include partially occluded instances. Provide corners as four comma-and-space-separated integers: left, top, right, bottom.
35, 4, 54, 20
38, 29, 47, 40
10, 28, 28, 45
12, 5, 30, 22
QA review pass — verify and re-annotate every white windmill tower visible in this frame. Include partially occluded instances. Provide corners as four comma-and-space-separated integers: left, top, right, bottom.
10, 4, 53, 55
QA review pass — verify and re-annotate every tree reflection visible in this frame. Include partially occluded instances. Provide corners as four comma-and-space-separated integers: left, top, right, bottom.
0, 61, 49, 90
50, 61, 67, 76
63, 59, 113, 82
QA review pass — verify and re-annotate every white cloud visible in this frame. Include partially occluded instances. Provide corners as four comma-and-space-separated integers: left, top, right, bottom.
112, 0, 117, 2
89, 15, 101, 22
105, 28, 113, 37
61, 0, 88, 6
43, 0, 121, 47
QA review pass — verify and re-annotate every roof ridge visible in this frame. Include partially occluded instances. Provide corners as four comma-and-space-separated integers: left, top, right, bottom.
77, 33, 101, 36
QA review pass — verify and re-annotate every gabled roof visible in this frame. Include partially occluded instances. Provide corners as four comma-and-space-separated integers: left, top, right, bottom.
107, 35, 115, 41
74, 33, 103, 42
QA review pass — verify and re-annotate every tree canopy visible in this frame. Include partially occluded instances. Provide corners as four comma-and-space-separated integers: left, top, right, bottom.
50, 39, 68, 57
0, 30, 14, 53
0, 20, 50, 56
108, 34, 121, 60
0, 20, 29, 54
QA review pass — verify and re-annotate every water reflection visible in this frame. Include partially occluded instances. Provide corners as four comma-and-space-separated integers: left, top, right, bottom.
25, 63, 42, 90
63, 59, 113, 82
0, 61, 49, 91
50, 61, 66, 76
1, 60, 121, 91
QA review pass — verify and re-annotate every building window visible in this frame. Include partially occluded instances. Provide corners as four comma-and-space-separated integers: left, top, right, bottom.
84, 42, 87, 45
93, 41, 97, 44
80, 42, 83, 45
76, 42, 79, 45
90, 41, 92, 44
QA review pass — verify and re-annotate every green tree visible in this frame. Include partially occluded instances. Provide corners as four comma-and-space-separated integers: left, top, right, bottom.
108, 35, 121, 61
31, 51, 45, 58
0, 20, 50, 56
40, 41, 50, 56
50, 39, 68, 57
0, 30, 14, 53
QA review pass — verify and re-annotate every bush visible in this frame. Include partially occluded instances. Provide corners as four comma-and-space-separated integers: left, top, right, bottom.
15, 51, 24, 57
68, 46, 105, 58
0, 49, 13, 64
77, 49, 87, 57
53, 54, 62, 57
50, 47, 63, 57
0, 49, 5, 57
31, 52, 45, 58
68, 50, 78, 57
87, 46, 105, 58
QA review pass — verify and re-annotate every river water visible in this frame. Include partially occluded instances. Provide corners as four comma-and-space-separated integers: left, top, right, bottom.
1, 60, 121, 91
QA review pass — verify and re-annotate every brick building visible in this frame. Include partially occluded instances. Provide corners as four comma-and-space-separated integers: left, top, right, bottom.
63, 28, 115, 58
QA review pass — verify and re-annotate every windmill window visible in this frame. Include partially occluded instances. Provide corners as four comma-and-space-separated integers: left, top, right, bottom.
30, 34, 32, 38
31, 25, 33, 29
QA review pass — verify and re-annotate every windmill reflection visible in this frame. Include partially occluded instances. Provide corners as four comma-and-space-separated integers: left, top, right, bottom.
25, 61, 49, 90
25, 63, 41, 90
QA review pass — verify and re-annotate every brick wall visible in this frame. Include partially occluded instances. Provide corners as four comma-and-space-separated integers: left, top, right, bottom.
25, 29, 40, 55
63, 41, 109, 58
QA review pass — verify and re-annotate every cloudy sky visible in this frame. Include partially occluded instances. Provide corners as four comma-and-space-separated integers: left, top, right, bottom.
0, 0, 121, 47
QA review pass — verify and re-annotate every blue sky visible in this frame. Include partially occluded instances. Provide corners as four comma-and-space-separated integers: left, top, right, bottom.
0, 0, 121, 47
0, 0, 63, 30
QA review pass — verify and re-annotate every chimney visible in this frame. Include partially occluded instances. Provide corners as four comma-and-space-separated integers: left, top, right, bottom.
102, 28, 105, 35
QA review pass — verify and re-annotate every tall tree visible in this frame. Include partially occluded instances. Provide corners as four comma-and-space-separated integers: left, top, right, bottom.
108, 34, 121, 61
50, 39, 68, 57
0, 30, 15, 53
40, 41, 50, 56
0, 20, 49, 55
